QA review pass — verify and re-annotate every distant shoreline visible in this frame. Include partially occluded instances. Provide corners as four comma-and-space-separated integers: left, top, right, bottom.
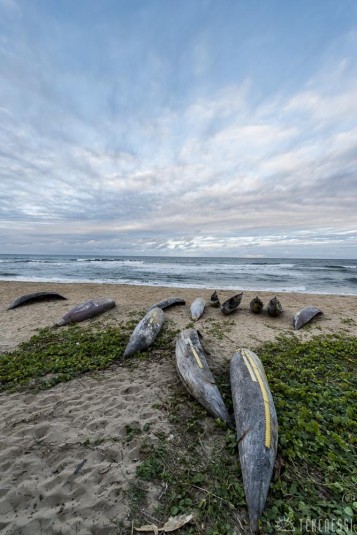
1, 255, 356, 296
0, 277, 356, 296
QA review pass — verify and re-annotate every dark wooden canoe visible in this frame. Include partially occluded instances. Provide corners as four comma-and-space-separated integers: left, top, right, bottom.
124, 307, 164, 358
176, 329, 232, 426
209, 290, 220, 308
249, 296, 264, 314
221, 292, 243, 315
148, 297, 186, 312
55, 297, 115, 327
267, 296, 283, 317
7, 291, 67, 310
230, 348, 278, 533
293, 306, 322, 330
190, 297, 205, 320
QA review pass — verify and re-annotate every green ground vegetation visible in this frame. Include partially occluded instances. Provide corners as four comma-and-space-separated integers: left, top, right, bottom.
132, 332, 356, 534
0, 321, 356, 534
0, 313, 178, 391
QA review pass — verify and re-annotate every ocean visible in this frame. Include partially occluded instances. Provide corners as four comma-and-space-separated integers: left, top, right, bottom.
0, 254, 356, 295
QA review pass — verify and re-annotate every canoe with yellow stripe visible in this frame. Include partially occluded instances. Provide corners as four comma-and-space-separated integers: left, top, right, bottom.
123, 307, 164, 358
175, 329, 232, 427
230, 348, 278, 533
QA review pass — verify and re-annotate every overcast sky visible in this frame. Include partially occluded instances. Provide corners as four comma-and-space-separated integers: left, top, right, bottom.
0, 0, 356, 258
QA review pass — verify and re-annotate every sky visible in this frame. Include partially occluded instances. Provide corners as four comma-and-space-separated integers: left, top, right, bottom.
0, 0, 356, 258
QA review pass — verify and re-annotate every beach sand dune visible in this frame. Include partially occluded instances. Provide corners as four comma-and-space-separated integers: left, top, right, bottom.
1, 281, 356, 533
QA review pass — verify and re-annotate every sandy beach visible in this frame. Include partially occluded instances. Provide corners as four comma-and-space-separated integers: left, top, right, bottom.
1, 281, 356, 534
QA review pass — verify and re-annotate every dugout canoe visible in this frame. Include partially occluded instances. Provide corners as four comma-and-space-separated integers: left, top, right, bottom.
148, 297, 186, 312
209, 290, 220, 308
221, 292, 243, 315
175, 329, 232, 426
7, 291, 67, 310
55, 297, 115, 327
230, 348, 278, 533
249, 296, 264, 314
267, 296, 283, 317
190, 297, 205, 321
293, 306, 322, 330
124, 307, 164, 358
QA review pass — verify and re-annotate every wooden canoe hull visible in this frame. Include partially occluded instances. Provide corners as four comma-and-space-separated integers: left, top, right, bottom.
148, 297, 186, 312
55, 297, 115, 327
230, 348, 278, 533
209, 290, 220, 308
190, 298, 205, 320
267, 297, 283, 317
293, 306, 322, 330
8, 291, 67, 310
249, 296, 264, 314
124, 307, 164, 358
221, 292, 243, 315
175, 329, 232, 426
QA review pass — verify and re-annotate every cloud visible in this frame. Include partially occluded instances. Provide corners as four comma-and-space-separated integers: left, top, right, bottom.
0, 6, 356, 257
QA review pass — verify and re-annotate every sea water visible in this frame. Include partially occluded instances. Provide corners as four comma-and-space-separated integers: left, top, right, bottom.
0, 254, 356, 295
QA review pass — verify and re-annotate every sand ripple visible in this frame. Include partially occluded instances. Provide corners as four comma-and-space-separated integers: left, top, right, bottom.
0, 361, 175, 534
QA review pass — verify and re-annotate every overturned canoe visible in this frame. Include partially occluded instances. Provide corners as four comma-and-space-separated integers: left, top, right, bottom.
124, 307, 164, 358
148, 297, 186, 312
209, 290, 220, 308
293, 306, 322, 330
221, 293, 243, 315
250, 296, 264, 314
190, 297, 205, 321
267, 296, 283, 317
55, 297, 115, 327
230, 348, 278, 533
176, 329, 232, 426
7, 291, 67, 310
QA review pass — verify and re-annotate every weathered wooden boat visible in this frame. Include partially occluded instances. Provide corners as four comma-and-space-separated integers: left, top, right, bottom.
249, 296, 264, 314
221, 292, 243, 315
209, 290, 220, 308
230, 348, 278, 533
148, 297, 186, 312
267, 296, 283, 317
190, 297, 205, 320
55, 297, 115, 327
7, 291, 67, 310
175, 329, 232, 426
124, 307, 164, 358
293, 306, 322, 330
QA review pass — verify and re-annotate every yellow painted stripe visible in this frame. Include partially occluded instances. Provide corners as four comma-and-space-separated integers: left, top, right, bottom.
240, 348, 257, 382
241, 349, 271, 449
188, 338, 204, 369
